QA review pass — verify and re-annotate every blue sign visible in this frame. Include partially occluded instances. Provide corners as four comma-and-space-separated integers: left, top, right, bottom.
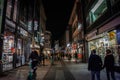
117, 29, 120, 45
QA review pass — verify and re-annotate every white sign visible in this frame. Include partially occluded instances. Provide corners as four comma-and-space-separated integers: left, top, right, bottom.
34, 21, 38, 30
28, 20, 32, 31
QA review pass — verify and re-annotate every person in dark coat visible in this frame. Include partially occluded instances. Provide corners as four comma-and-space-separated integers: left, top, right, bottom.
103, 49, 116, 80
13, 52, 17, 68
88, 49, 102, 80
74, 51, 78, 63
29, 49, 39, 73
41, 53, 45, 66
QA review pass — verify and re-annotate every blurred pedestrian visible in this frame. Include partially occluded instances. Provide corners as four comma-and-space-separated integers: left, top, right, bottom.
68, 53, 71, 61
74, 51, 78, 63
29, 49, 39, 74
41, 53, 45, 66
88, 49, 103, 80
13, 49, 17, 68
103, 49, 116, 80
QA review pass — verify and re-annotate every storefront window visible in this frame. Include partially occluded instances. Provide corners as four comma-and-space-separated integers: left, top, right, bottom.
88, 31, 118, 63
2, 32, 14, 71
86, 0, 107, 26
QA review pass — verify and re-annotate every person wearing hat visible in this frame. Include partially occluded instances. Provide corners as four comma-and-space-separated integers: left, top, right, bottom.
88, 49, 103, 80
103, 49, 116, 80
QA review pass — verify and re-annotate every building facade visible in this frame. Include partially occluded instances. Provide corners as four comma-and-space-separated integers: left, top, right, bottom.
67, 0, 84, 61
84, 0, 120, 64
44, 31, 52, 55
0, 0, 46, 73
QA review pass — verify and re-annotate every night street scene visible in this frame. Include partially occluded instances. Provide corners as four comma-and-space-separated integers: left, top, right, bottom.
0, 0, 120, 80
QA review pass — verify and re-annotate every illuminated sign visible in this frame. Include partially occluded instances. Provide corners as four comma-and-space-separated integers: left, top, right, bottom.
34, 20, 38, 30
28, 20, 32, 31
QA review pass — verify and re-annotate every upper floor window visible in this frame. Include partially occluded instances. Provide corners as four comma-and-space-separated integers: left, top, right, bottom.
13, 0, 17, 21
6, 0, 12, 18
0, 0, 4, 32
0, 0, 4, 16
86, 0, 107, 26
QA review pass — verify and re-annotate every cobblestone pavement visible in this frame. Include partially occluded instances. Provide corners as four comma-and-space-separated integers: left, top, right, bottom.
0, 60, 120, 80
0, 60, 51, 80
65, 61, 120, 80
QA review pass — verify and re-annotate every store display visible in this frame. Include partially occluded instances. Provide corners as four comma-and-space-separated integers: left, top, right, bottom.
2, 32, 15, 71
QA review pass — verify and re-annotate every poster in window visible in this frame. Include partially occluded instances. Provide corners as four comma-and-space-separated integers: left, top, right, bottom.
109, 31, 116, 40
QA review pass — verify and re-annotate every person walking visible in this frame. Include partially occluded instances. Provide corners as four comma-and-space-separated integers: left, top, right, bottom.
103, 49, 116, 80
41, 53, 45, 66
29, 49, 39, 75
74, 51, 78, 63
13, 49, 17, 68
88, 49, 103, 80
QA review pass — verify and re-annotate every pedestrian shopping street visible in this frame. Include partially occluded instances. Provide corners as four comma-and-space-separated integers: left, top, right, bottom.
0, 59, 120, 80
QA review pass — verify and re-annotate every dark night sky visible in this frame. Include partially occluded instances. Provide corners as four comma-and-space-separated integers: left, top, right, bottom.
42, 0, 75, 40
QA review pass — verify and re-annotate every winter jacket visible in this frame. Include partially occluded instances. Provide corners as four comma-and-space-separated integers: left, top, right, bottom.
29, 51, 39, 61
88, 54, 102, 71
103, 54, 115, 71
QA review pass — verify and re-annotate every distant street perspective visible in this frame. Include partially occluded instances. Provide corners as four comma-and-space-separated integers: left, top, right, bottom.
0, 0, 120, 80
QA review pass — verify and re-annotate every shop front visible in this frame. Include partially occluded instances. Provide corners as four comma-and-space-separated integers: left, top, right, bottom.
19, 27, 30, 65
2, 31, 15, 71
87, 30, 118, 63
